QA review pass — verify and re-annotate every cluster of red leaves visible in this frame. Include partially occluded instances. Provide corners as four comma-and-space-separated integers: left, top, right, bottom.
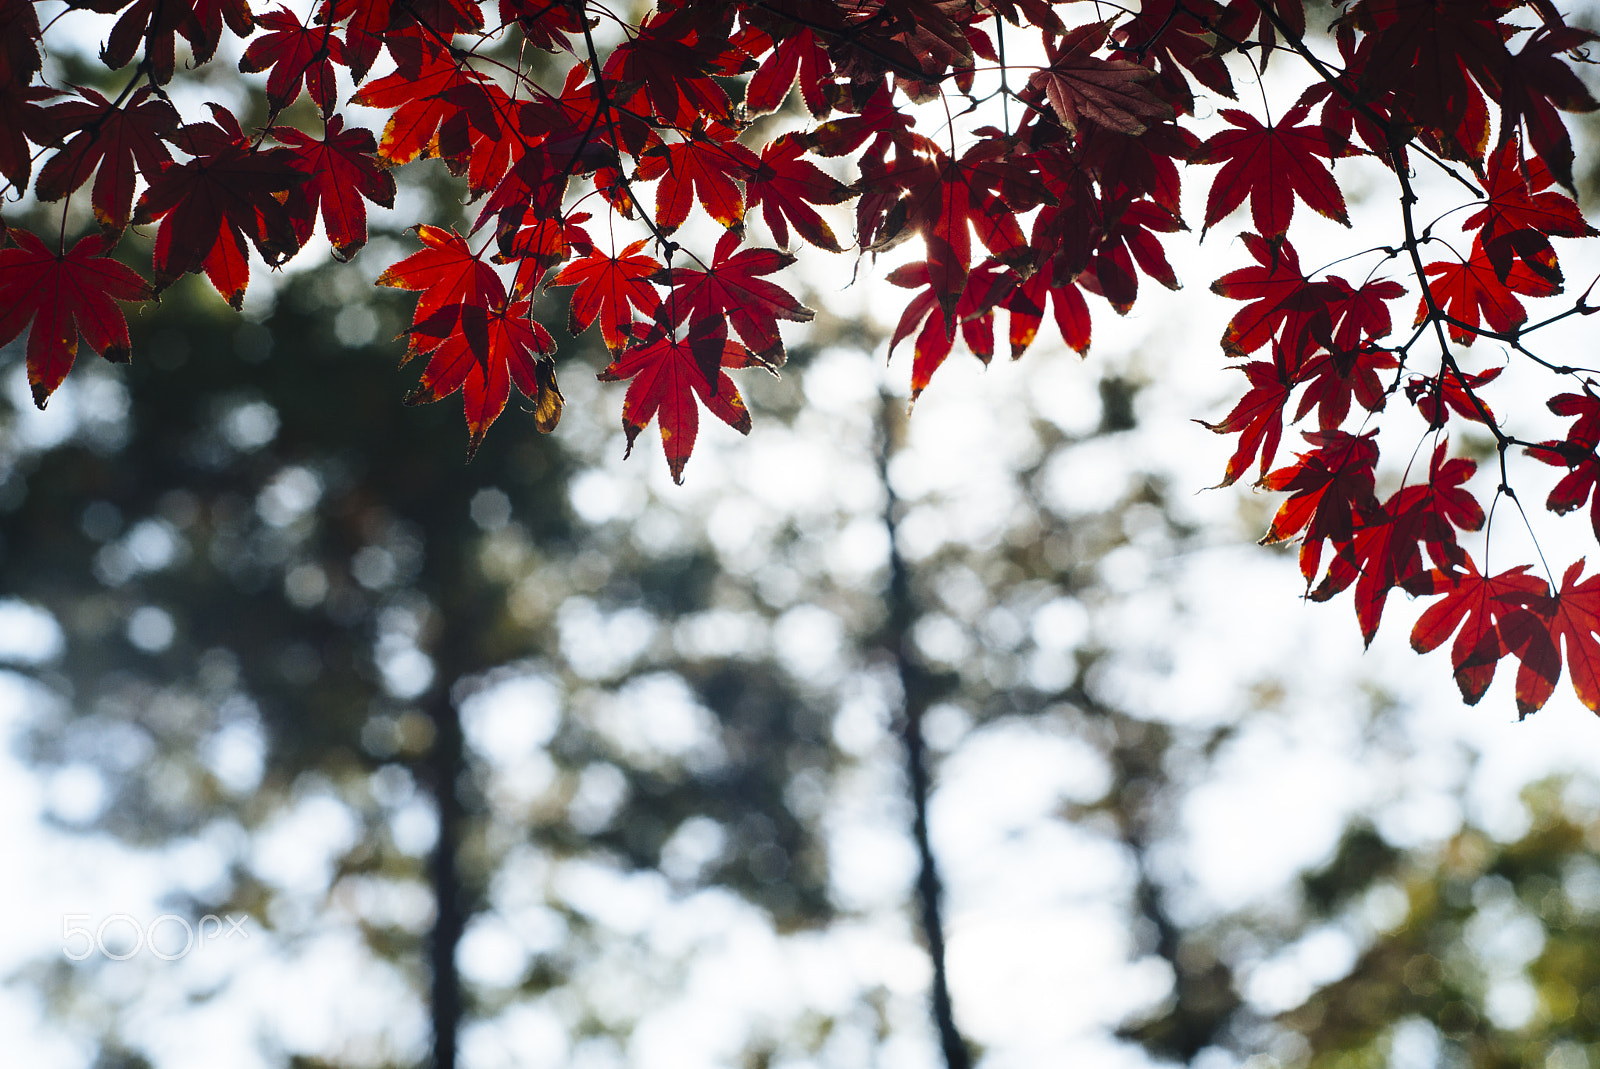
5, 0, 1600, 713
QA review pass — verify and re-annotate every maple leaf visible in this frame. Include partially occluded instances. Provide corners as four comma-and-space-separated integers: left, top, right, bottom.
273, 115, 396, 262
1025, 21, 1175, 138
1200, 345, 1292, 486
637, 131, 759, 234
1003, 260, 1091, 359
1325, 275, 1405, 353
1405, 364, 1502, 429
548, 239, 663, 352
85, 0, 252, 83
33, 87, 178, 234
1311, 442, 1481, 644
1259, 430, 1382, 584
0, 0, 42, 88
745, 27, 832, 117
352, 42, 489, 166
1417, 236, 1559, 345
1081, 199, 1184, 314
598, 317, 756, 483
662, 230, 814, 365
1294, 345, 1397, 431
239, 6, 344, 114
1339, 0, 1509, 164
0, 83, 60, 193
0, 228, 154, 408
1503, 560, 1600, 716
498, 212, 594, 297
403, 300, 561, 458
1497, 25, 1600, 192
1465, 136, 1595, 283
603, 21, 732, 127
376, 225, 505, 336
1412, 557, 1548, 704
1110, 0, 1234, 113
745, 134, 855, 252
886, 261, 959, 400
1210, 234, 1338, 360
499, 0, 588, 51
1196, 104, 1348, 239
1526, 390, 1600, 543
133, 105, 306, 307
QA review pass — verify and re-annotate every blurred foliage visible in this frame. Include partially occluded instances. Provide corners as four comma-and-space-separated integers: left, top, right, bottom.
16, 158, 1600, 1069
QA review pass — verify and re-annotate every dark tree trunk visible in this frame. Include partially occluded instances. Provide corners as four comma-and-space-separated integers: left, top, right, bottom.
877, 394, 971, 1069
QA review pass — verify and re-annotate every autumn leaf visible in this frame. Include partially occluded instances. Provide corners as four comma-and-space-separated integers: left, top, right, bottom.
239, 6, 344, 113
1417, 236, 1558, 345
1196, 104, 1348, 238
1502, 560, 1600, 716
33, 86, 178, 234
403, 300, 561, 458
1259, 429, 1382, 583
548, 239, 663, 351
745, 134, 855, 252
376, 225, 505, 337
1412, 557, 1548, 704
1199, 344, 1293, 486
662, 230, 814, 365
597, 317, 756, 483
1026, 21, 1175, 137
1211, 234, 1338, 360
273, 116, 395, 262
0, 228, 154, 408
133, 105, 305, 307
637, 131, 759, 233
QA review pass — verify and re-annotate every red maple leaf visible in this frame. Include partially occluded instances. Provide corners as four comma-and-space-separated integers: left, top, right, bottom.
133, 105, 305, 307
403, 300, 561, 458
273, 115, 395, 262
1526, 390, 1600, 543
603, 20, 732, 127
1497, 25, 1600, 192
1405, 364, 1502, 428
1312, 442, 1481, 644
239, 6, 344, 114
745, 27, 832, 118
1200, 345, 1293, 486
1003, 260, 1091, 359
598, 317, 757, 483
1294, 345, 1398, 431
1259, 429, 1382, 582
33, 86, 178, 233
1211, 234, 1339, 360
92, 0, 253, 84
1196, 103, 1349, 238
637, 130, 759, 233
0, 82, 56, 193
376, 224, 505, 336
1417, 236, 1559, 345
352, 42, 488, 166
548, 239, 663, 352
0, 228, 154, 408
1025, 21, 1175, 137
1503, 560, 1600, 716
886, 261, 960, 401
662, 230, 814, 364
1412, 557, 1549, 704
745, 133, 855, 252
